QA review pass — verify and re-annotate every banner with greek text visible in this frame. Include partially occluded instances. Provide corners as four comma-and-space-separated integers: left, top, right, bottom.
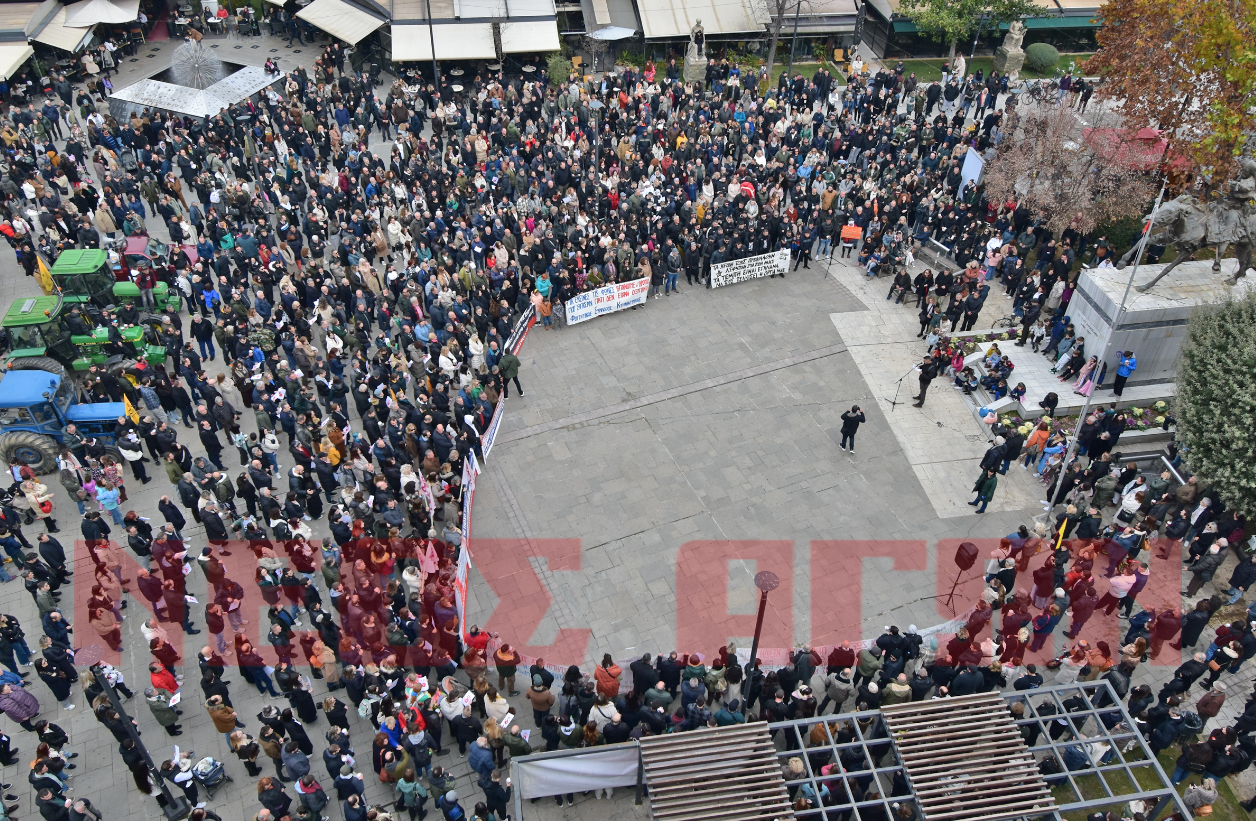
709, 249, 790, 288
565, 276, 650, 325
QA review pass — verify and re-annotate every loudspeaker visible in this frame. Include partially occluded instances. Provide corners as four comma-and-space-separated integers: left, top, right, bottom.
955, 542, 979, 572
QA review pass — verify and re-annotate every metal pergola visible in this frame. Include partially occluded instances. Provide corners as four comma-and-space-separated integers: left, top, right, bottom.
766, 681, 1195, 821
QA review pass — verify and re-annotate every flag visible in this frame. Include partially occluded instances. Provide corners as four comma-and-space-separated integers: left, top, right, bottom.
35, 256, 53, 294
123, 395, 140, 423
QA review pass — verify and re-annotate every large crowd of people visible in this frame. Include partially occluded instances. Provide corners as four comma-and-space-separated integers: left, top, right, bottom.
0, 17, 1243, 821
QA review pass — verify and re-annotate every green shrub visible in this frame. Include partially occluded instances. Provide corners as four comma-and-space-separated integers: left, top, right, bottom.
1024, 42, 1060, 73
546, 52, 573, 79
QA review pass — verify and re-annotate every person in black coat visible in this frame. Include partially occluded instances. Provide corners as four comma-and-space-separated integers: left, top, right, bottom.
1175, 601, 1214, 649
840, 406, 865, 453
35, 658, 74, 707
158, 496, 186, 534
281, 709, 313, 755
36, 535, 69, 583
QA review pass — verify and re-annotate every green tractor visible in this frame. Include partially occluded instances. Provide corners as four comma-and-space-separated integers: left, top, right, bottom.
50, 246, 182, 315
1, 294, 167, 373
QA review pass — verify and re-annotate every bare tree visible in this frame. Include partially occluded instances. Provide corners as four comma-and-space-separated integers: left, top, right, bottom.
982, 104, 1159, 237
760, 0, 817, 81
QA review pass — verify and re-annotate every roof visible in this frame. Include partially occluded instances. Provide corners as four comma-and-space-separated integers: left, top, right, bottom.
66, 401, 126, 422
0, 370, 60, 407
2, 297, 60, 327
50, 249, 107, 276
1082, 127, 1181, 171
0, 2, 43, 35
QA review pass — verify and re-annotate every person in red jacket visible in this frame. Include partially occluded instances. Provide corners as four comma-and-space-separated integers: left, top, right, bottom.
149, 661, 180, 693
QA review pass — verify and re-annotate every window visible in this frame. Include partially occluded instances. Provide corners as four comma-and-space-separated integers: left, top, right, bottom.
29, 403, 55, 424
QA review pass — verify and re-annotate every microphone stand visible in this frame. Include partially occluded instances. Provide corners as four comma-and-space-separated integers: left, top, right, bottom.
885, 364, 919, 412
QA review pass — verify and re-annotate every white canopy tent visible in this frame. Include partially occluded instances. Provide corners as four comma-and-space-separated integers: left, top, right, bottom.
297, 0, 387, 44
0, 43, 33, 80
31, 5, 94, 53
63, 0, 139, 27
390, 21, 497, 61
636, 0, 767, 38
500, 19, 561, 53
586, 25, 635, 39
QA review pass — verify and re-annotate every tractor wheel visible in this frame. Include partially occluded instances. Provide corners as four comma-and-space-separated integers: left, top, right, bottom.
7, 356, 66, 379
0, 431, 60, 474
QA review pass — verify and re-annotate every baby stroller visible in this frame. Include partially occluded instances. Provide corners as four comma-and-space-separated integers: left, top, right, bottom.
192, 756, 233, 799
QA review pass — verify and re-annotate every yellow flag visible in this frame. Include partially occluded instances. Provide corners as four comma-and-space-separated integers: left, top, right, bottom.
123, 395, 140, 423
35, 256, 53, 294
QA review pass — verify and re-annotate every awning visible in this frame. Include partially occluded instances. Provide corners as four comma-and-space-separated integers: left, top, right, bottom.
1025, 14, 1100, 27
586, 25, 635, 39
262, 0, 286, 5
864, 0, 892, 21
63, 0, 139, 26
31, 5, 94, 53
0, 43, 33, 81
637, 0, 768, 38
297, 0, 386, 44
501, 19, 560, 52
390, 22, 496, 60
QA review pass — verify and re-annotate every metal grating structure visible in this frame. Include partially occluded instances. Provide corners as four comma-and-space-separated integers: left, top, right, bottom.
765, 682, 1195, 821
881, 693, 1055, 820
639, 723, 795, 821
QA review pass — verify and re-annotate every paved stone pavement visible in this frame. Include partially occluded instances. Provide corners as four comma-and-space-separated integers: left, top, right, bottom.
0, 26, 1249, 821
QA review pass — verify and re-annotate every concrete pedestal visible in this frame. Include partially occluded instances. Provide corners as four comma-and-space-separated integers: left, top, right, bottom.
1067, 259, 1254, 387
992, 46, 1024, 74
683, 53, 705, 83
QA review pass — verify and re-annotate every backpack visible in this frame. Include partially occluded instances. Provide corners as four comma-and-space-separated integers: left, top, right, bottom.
357, 695, 377, 719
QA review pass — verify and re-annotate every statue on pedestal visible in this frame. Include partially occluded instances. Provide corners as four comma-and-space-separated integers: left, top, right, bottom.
688, 19, 705, 60
1120, 159, 1256, 291
683, 19, 707, 84
993, 21, 1026, 75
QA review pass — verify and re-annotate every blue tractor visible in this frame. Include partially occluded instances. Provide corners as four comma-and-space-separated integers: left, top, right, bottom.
0, 368, 124, 474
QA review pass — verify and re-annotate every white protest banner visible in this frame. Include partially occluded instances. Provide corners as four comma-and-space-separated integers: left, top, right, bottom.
565, 276, 650, 325
709, 249, 790, 288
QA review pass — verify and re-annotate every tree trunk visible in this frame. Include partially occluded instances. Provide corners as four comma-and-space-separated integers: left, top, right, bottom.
764, 2, 787, 86
948, 38, 957, 61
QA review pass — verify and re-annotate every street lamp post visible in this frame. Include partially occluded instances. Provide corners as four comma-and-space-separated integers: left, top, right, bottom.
423, 0, 439, 89
746, 570, 780, 674
79, 647, 190, 821
1041, 181, 1168, 517
590, 100, 604, 224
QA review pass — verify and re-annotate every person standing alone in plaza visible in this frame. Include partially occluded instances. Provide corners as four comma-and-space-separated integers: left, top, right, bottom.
499, 351, 524, 399
840, 406, 865, 453
912, 356, 938, 408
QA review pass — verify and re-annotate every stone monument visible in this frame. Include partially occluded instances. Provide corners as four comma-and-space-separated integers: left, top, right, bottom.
1067, 259, 1254, 388
992, 20, 1026, 75
683, 19, 706, 84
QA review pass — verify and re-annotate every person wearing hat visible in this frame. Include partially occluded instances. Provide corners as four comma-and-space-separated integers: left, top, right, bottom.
433, 787, 465, 819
